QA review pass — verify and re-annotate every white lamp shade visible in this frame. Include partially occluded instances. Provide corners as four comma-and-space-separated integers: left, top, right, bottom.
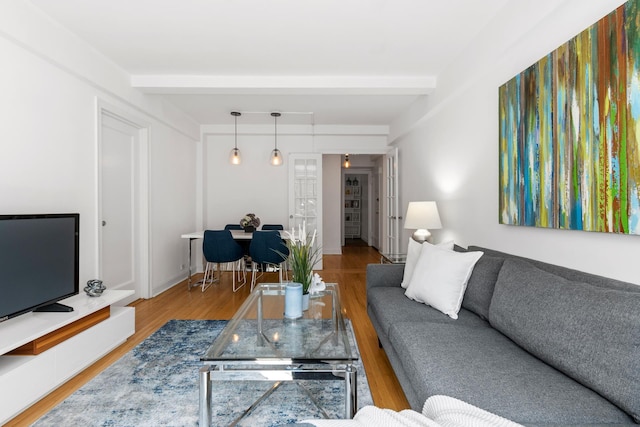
404, 201, 442, 230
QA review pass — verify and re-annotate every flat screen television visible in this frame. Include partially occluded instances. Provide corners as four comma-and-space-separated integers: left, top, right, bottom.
0, 213, 80, 322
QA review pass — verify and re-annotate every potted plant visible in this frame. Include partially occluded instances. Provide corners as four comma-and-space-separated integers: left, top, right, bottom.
283, 223, 322, 307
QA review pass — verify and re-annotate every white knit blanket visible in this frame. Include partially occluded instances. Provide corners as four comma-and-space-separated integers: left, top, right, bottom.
304, 395, 524, 427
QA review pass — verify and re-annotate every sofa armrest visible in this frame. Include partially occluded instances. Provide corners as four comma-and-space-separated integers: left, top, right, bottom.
366, 263, 404, 291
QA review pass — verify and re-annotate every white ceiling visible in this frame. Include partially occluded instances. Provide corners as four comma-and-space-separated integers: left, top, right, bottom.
29, 0, 509, 125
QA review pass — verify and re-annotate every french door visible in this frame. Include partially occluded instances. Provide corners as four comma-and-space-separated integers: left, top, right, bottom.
383, 147, 400, 254
288, 153, 323, 269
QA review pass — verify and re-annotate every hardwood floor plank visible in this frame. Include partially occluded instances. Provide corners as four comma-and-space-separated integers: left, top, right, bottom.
5, 244, 409, 426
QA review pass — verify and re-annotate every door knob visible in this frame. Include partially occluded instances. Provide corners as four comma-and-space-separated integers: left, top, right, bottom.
102, 220, 107, 226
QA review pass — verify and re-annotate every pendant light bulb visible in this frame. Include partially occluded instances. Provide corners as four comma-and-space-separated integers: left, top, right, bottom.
229, 111, 241, 165
230, 148, 241, 165
270, 148, 282, 166
344, 154, 351, 168
270, 112, 283, 167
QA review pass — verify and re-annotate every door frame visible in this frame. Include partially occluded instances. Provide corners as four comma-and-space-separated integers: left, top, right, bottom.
95, 99, 151, 300
341, 168, 374, 246
324, 149, 400, 253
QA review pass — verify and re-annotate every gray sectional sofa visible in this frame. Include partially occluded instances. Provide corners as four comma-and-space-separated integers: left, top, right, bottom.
367, 245, 640, 426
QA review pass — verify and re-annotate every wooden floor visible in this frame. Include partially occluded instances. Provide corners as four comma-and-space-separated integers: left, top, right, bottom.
6, 243, 409, 426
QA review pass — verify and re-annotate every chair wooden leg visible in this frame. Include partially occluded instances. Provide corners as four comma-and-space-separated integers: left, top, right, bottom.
202, 262, 212, 292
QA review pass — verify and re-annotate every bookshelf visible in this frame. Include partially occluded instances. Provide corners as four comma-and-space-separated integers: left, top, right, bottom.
344, 175, 361, 238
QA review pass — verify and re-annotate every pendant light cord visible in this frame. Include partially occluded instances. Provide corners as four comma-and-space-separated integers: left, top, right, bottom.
234, 114, 238, 149
271, 112, 280, 149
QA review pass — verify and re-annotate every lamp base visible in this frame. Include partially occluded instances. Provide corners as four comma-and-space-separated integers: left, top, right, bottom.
412, 229, 432, 243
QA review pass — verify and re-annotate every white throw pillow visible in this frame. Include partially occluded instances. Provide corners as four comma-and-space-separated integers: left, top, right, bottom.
401, 239, 454, 289
405, 243, 483, 319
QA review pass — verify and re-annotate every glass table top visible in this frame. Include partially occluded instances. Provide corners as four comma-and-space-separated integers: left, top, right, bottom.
202, 283, 356, 362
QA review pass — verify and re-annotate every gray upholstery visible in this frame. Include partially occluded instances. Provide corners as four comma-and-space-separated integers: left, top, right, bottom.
366, 246, 640, 426
460, 255, 504, 319
366, 263, 404, 289
368, 286, 487, 337
490, 258, 640, 422
388, 322, 634, 425
468, 246, 640, 293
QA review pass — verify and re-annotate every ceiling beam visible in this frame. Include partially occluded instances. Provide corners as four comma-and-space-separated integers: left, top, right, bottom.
131, 75, 436, 95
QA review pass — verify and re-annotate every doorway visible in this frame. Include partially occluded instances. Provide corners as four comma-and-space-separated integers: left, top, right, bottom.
341, 157, 381, 249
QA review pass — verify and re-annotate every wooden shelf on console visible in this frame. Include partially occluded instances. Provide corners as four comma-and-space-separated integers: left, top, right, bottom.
0, 290, 132, 355
8, 306, 111, 355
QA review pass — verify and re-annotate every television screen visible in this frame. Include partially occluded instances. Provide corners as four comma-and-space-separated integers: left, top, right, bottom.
0, 214, 79, 321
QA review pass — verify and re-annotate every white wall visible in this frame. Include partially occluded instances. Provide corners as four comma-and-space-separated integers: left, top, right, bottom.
393, 0, 639, 285
202, 128, 311, 229
323, 155, 342, 254
0, 3, 198, 296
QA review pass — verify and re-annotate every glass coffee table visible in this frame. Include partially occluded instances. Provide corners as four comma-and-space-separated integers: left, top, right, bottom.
199, 283, 358, 427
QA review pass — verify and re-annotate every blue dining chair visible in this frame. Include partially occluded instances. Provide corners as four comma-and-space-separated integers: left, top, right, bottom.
260, 224, 287, 271
249, 230, 289, 290
202, 230, 246, 292
261, 224, 284, 230
225, 223, 250, 256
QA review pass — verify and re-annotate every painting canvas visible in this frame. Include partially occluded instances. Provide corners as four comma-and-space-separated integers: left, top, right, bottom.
499, 0, 640, 234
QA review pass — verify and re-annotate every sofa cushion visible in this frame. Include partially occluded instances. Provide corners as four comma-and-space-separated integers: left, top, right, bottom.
489, 258, 640, 422
460, 255, 504, 320
468, 245, 640, 293
401, 239, 454, 289
387, 322, 635, 425
368, 286, 487, 338
404, 244, 483, 319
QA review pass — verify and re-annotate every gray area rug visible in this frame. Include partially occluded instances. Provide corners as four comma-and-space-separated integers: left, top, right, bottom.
34, 319, 372, 426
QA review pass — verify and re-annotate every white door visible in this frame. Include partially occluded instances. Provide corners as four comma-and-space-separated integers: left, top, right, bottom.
100, 112, 145, 299
383, 147, 400, 254
288, 153, 323, 269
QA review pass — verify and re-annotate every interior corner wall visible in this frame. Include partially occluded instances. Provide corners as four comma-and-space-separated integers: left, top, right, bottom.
0, 7, 198, 297
203, 130, 308, 229
395, 0, 639, 286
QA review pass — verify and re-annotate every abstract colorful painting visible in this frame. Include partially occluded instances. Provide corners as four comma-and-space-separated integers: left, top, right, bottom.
499, 0, 640, 234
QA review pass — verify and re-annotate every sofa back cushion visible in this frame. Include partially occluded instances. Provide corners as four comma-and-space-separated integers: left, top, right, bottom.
460, 255, 504, 320
489, 258, 640, 422
468, 245, 640, 293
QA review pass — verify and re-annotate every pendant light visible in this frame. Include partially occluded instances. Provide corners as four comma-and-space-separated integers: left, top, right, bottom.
270, 112, 283, 166
344, 154, 351, 168
229, 111, 241, 165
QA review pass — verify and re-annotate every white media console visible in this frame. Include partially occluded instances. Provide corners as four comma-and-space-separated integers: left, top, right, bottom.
0, 289, 135, 424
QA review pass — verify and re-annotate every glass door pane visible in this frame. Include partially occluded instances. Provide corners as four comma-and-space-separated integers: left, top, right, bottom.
289, 153, 323, 269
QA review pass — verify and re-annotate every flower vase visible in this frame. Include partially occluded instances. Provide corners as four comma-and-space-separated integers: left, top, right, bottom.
284, 283, 303, 319
302, 293, 310, 311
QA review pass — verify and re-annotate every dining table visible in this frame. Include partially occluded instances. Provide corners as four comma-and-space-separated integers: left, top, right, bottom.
180, 229, 285, 290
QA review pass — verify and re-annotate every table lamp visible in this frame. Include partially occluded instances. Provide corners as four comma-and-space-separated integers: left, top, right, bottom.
404, 201, 442, 242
